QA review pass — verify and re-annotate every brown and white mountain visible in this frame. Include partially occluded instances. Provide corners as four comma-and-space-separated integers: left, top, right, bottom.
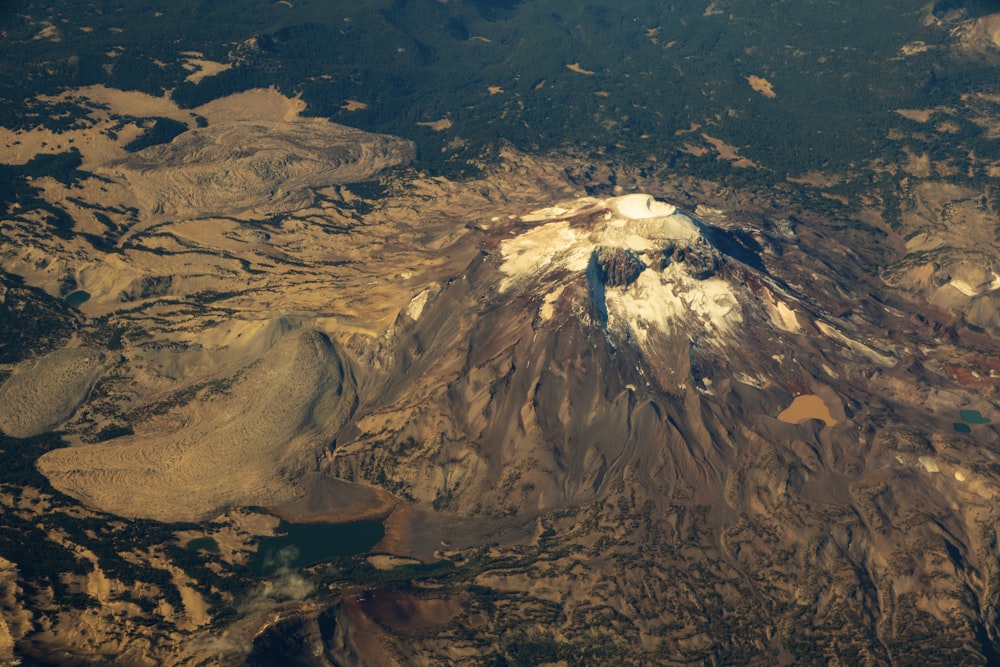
0, 85, 998, 665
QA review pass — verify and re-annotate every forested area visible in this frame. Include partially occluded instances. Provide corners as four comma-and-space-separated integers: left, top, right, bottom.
3, 0, 997, 188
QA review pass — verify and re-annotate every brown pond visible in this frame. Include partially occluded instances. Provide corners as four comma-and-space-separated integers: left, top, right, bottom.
778, 394, 837, 427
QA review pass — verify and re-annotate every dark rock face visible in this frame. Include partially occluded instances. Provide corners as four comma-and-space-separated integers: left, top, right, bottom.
651, 238, 720, 279
118, 275, 173, 302
594, 246, 645, 287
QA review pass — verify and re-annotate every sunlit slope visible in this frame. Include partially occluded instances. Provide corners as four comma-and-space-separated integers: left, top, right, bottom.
38, 329, 356, 521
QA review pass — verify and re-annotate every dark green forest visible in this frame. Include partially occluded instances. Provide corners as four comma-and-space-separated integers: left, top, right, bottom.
2, 0, 998, 185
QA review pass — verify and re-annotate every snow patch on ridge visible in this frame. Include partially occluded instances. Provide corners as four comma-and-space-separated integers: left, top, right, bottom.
499, 194, 742, 341
405, 288, 434, 321
949, 272, 1000, 296
540, 285, 566, 322
763, 293, 801, 333
610, 193, 678, 220
605, 263, 742, 343
499, 194, 701, 291
498, 220, 591, 292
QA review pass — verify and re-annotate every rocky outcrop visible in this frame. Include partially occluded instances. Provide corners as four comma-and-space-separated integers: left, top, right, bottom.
650, 237, 720, 280
118, 275, 174, 302
594, 246, 645, 287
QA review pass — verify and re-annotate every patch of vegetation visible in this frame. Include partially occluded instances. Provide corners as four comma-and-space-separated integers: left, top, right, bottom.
3, 0, 992, 192
95, 423, 134, 441
0, 431, 70, 488
122, 117, 190, 152
0, 272, 79, 363
0, 149, 93, 240
126, 376, 235, 424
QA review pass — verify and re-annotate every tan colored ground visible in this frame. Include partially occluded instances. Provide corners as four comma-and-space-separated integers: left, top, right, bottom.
146, 551, 212, 630
0, 558, 31, 662
746, 75, 776, 98
701, 133, 759, 169
967, 13, 1000, 49
417, 118, 453, 131
3, 74, 1000, 665
175, 510, 280, 566
367, 555, 422, 570
1, 85, 592, 524
0, 349, 113, 439
39, 330, 357, 522
895, 108, 936, 122
903, 147, 933, 177
786, 171, 843, 188
900, 41, 934, 55
181, 57, 232, 84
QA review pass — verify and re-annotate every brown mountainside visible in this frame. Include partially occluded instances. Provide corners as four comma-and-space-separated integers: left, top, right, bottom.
0, 86, 998, 665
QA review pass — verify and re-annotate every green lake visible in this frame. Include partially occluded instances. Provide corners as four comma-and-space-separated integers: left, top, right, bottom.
251, 519, 384, 576
185, 536, 220, 553
960, 410, 991, 425
64, 290, 90, 308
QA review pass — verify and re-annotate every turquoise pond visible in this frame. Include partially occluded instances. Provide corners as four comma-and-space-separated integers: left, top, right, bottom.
954, 423, 973, 434
251, 520, 384, 576
960, 410, 991, 425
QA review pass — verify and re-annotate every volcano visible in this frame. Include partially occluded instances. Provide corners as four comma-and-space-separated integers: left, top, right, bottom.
1, 79, 998, 664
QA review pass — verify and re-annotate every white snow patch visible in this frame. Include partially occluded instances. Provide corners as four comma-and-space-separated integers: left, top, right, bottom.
948, 272, 1000, 297
502, 194, 702, 291
605, 263, 741, 344
816, 321, 895, 367
918, 456, 939, 473
610, 193, 677, 219
539, 285, 566, 322
950, 279, 981, 297
599, 211, 700, 249
734, 373, 764, 388
498, 220, 591, 291
605, 270, 684, 344
501, 193, 744, 345
520, 205, 573, 222
821, 364, 839, 379
405, 288, 433, 320
765, 294, 801, 333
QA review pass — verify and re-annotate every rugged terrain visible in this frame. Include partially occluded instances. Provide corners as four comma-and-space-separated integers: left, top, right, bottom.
0, 1, 999, 664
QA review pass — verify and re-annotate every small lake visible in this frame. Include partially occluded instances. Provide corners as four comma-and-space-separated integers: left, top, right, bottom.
185, 536, 220, 553
251, 519, 384, 576
777, 394, 837, 427
64, 290, 90, 308
960, 410, 991, 425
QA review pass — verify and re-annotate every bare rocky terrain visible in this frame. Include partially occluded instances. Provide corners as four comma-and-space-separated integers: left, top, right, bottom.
0, 21, 999, 662
0, 348, 112, 438
38, 328, 356, 522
